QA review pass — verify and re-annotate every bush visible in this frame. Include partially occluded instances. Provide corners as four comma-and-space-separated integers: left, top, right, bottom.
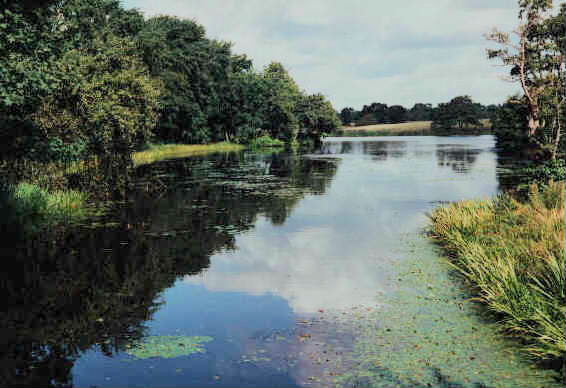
249, 135, 285, 148
519, 159, 566, 185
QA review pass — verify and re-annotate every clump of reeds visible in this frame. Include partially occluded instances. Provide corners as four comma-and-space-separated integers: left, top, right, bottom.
132, 142, 244, 166
0, 182, 89, 234
430, 181, 565, 368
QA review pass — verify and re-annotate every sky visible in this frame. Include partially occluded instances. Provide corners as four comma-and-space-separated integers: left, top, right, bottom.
122, 0, 526, 110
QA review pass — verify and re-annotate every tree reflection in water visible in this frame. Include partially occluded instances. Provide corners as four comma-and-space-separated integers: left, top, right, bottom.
0, 150, 339, 387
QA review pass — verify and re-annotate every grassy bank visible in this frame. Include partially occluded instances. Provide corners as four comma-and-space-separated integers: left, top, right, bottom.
430, 182, 565, 372
0, 182, 90, 235
133, 142, 245, 166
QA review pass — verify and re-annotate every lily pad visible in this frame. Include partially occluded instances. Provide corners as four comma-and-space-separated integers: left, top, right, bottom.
126, 336, 213, 359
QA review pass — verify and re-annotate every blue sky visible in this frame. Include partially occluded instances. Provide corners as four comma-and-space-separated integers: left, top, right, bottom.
122, 0, 528, 110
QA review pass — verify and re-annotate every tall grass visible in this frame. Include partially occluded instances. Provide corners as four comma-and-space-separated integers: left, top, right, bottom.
430, 182, 565, 371
248, 135, 285, 148
132, 142, 244, 166
0, 182, 89, 234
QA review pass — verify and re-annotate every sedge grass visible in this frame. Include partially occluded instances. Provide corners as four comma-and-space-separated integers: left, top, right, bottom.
429, 181, 565, 369
132, 142, 244, 166
1, 182, 89, 234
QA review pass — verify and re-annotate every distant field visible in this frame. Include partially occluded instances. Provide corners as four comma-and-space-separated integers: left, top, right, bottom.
343, 121, 432, 133
334, 121, 432, 137
334, 120, 492, 137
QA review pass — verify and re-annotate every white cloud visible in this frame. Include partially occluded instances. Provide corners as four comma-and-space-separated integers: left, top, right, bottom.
182, 137, 499, 315
123, 0, 532, 109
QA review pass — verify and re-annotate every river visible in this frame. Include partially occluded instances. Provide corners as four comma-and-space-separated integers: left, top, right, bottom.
1, 135, 562, 387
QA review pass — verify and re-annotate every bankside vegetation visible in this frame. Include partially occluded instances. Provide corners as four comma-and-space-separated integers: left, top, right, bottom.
1, 0, 340, 163
431, 0, 566, 380
430, 182, 565, 371
486, 0, 565, 161
0, 0, 341, 230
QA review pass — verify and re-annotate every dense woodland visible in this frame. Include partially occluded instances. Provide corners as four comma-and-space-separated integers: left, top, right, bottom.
0, 0, 341, 164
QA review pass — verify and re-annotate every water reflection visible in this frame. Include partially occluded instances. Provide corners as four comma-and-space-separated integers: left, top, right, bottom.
435, 144, 482, 174
320, 140, 407, 160
186, 137, 499, 316
4, 136, 547, 388
0, 150, 339, 388
0, 226, 199, 388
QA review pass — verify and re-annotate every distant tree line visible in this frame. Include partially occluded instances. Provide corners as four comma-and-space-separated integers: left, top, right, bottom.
340, 97, 498, 130
0, 0, 341, 163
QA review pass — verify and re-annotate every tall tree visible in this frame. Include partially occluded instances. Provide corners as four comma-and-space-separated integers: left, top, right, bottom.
486, 0, 565, 159
432, 96, 482, 131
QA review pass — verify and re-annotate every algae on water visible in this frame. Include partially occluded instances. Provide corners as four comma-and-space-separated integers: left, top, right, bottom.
126, 336, 213, 359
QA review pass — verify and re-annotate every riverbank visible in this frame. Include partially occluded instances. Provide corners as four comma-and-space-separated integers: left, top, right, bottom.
1, 142, 247, 234
133, 142, 245, 166
430, 182, 565, 377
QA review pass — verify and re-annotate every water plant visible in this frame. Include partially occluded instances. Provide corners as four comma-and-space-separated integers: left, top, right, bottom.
429, 181, 566, 374
125, 336, 213, 359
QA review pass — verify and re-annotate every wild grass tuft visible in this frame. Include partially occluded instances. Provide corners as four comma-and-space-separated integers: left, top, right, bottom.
132, 142, 244, 166
430, 181, 565, 369
248, 135, 285, 149
1, 182, 89, 234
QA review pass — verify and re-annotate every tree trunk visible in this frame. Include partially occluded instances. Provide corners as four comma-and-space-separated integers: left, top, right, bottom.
527, 105, 541, 137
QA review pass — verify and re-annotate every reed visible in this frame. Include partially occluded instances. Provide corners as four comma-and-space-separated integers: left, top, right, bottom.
132, 142, 244, 166
430, 182, 565, 369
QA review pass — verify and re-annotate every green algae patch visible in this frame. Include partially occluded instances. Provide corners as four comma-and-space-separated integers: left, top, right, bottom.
126, 336, 213, 359
333, 236, 564, 388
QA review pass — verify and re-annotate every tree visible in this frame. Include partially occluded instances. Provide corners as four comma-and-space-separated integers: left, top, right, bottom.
295, 93, 341, 142
486, 0, 565, 159
261, 62, 303, 143
432, 96, 482, 132
387, 105, 408, 123
407, 103, 434, 121
340, 107, 356, 125
32, 37, 162, 157
137, 16, 232, 144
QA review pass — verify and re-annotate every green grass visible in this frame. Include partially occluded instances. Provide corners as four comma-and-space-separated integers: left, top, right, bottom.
132, 142, 244, 166
248, 135, 285, 149
1, 182, 90, 234
429, 182, 565, 371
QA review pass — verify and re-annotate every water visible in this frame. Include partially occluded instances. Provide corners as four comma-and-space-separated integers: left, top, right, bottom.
1, 136, 561, 387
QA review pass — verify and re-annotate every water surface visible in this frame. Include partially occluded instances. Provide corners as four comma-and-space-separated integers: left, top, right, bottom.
1, 136, 561, 387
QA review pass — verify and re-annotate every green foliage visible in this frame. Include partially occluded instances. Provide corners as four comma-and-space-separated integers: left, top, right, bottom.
492, 95, 532, 154
137, 15, 230, 144
518, 159, 566, 186
0, 182, 89, 235
33, 36, 163, 157
430, 182, 566, 368
487, 0, 565, 160
295, 93, 342, 140
249, 135, 285, 149
431, 95, 484, 133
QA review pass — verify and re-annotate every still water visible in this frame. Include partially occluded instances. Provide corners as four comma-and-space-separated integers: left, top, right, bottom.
2, 136, 561, 387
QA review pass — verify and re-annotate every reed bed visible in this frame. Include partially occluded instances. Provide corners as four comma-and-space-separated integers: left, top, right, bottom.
132, 142, 244, 166
430, 182, 565, 369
